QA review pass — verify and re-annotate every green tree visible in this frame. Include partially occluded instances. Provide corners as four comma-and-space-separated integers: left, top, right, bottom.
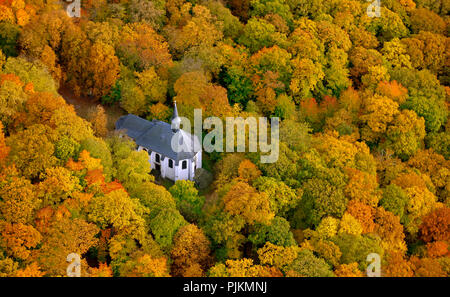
298, 178, 348, 227
79, 137, 114, 181
3, 57, 57, 94
238, 17, 287, 53
169, 180, 205, 222
120, 79, 147, 116
286, 249, 335, 277
88, 189, 148, 235
384, 109, 426, 160
248, 216, 296, 248
253, 176, 300, 215
6, 124, 58, 180
0, 22, 20, 57
149, 207, 187, 250
380, 184, 409, 223
0, 75, 27, 125
135, 67, 168, 104
402, 95, 447, 133
331, 233, 384, 271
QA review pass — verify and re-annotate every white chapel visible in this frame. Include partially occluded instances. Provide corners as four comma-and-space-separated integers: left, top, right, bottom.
115, 102, 202, 181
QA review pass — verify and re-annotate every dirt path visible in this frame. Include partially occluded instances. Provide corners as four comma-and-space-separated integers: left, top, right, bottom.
58, 86, 126, 131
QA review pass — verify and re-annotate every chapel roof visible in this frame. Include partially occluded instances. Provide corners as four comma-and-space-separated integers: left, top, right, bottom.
115, 114, 201, 161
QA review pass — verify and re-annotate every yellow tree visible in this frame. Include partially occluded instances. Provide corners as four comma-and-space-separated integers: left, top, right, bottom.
375, 81, 408, 105
253, 176, 301, 216
85, 42, 120, 99
257, 242, 300, 271
168, 5, 223, 57
0, 121, 10, 164
149, 102, 171, 121
37, 167, 81, 207
120, 80, 147, 116
237, 159, 261, 183
349, 47, 383, 81
381, 38, 412, 69
338, 213, 363, 236
290, 57, 324, 101
253, 71, 284, 115
13, 91, 65, 128
345, 200, 376, 234
374, 207, 407, 254
6, 124, 58, 179
174, 71, 232, 118
316, 217, 340, 239
0, 4, 15, 23
170, 224, 212, 276
36, 217, 99, 276
384, 109, 426, 159
344, 168, 380, 207
209, 258, 282, 277
404, 186, 440, 236
117, 22, 173, 75
407, 149, 450, 200
87, 105, 108, 138
119, 253, 170, 277
40, 45, 62, 83
135, 67, 167, 104
51, 105, 95, 142
313, 131, 376, 174
223, 181, 274, 225
15, 263, 45, 277
0, 175, 40, 224
413, 31, 447, 74
88, 263, 113, 277
174, 71, 208, 111
0, 74, 28, 125
0, 49, 5, 68
0, 222, 41, 260
88, 189, 148, 237
383, 252, 414, 277
360, 95, 399, 142
334, 263, 364, 277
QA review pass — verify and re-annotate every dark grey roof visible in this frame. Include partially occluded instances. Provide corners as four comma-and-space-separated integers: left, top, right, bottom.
116, 114, 201, 162
115, 114, 154, 139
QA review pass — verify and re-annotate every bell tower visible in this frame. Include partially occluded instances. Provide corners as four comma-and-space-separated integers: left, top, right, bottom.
171, 101, 181, 132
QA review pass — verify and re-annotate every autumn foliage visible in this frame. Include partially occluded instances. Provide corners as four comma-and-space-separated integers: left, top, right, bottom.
0, 0, 448, 278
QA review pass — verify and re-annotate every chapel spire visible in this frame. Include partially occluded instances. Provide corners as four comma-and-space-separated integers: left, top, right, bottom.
171, 100, 181, 132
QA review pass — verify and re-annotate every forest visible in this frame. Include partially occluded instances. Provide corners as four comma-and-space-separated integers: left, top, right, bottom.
0, 0, 449, 277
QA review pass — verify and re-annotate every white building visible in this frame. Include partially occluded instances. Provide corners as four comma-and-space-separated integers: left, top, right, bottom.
115, 102, 202, 181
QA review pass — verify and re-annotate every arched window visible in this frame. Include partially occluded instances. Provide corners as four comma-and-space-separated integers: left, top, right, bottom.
182, 160, 187, 170
155, 154, 160, 163
168, 159, 173, 168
